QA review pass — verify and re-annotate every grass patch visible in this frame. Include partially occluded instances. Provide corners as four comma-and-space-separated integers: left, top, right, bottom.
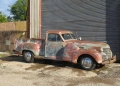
0, 53, 10, 58
0, 54, 3, 58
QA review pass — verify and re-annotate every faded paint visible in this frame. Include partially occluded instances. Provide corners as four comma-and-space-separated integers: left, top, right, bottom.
14, 39, 45, 56
45, 42, 64, 60
63, 43, 103, 63
63, 43, 80, 62
14, 30, 116, 65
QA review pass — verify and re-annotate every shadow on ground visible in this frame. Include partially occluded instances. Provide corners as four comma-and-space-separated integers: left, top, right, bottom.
0, 55, 24, 62
0, 55, 82, 70
0, 55, 105, 71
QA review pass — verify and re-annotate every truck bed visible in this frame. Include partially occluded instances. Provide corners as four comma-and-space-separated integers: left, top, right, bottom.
14, 38, 45, 56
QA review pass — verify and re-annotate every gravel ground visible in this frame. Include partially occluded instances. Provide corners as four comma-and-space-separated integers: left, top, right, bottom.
0, 54, 120, 86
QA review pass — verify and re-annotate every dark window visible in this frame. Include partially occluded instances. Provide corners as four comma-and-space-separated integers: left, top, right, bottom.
48, 34, 62, 42
62, 33, 76, 40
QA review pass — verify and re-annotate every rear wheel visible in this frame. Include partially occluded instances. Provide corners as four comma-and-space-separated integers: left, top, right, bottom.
23, 51, 34, 63
79, 56, 96, 71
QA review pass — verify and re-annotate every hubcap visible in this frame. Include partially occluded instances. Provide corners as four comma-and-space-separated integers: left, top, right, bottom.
24, 52, 31, 61
81, 57, 93, 68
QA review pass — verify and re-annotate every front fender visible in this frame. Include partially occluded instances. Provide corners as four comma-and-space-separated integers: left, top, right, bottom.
76, 49, 103, 64
63, 43, 80, 62
63, 43, 102, 63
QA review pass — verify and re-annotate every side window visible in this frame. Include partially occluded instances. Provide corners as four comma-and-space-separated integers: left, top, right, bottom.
62, 34, 71, 40
48, 34, 62, 42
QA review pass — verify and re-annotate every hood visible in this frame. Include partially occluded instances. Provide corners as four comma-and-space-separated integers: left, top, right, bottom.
65, 40, 110, 49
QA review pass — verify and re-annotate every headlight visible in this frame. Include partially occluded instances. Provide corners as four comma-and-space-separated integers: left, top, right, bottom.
101, 52, 108, 61
100, 48, 103, 52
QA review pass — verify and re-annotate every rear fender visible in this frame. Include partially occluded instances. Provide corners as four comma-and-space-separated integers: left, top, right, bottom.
22, 43, 40, 56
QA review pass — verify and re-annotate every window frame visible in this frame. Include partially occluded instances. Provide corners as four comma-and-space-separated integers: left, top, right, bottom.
47, 33, 63, 42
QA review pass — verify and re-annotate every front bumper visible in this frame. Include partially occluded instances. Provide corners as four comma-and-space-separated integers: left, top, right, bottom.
102, 55, 116, 64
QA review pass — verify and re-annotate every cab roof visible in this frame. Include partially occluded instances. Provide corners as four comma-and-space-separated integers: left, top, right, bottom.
47, 30, 72, 34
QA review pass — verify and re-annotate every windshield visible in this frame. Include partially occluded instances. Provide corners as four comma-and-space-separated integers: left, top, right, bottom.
62, 33, 77, 40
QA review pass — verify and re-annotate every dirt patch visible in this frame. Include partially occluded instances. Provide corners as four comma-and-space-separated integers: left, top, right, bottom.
0, 55, 120, 86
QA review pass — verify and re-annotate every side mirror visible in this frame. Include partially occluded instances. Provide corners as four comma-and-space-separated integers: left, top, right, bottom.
79, 37, 82, 40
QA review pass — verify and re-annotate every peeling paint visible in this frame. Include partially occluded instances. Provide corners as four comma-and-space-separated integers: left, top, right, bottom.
14, 30, 115, 65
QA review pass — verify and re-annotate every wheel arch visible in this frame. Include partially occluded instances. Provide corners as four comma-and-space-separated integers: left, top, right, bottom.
22, 50, 35, 56
77, 54, 97, 64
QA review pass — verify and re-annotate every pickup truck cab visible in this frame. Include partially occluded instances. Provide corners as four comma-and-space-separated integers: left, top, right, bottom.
14, 30, 116, 70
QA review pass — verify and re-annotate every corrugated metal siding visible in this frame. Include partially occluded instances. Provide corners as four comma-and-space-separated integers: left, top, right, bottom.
42, 0, 120, 59
42, 0, 106, 41
106, 0, 120, 59
29, 0, 41, 38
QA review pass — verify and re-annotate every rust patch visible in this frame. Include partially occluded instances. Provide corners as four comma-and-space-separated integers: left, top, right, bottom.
14, 39, 45, 55
63, 43, 79, 62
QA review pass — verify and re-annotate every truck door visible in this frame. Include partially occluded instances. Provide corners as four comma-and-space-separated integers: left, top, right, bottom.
45, 33, 64, 60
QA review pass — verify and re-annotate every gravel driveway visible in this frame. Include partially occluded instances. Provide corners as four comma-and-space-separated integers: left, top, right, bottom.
0, 54, 120, 86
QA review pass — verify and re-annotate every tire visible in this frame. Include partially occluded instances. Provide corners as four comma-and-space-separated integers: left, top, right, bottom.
23, 51, 34, 63
79, 56, 96, 71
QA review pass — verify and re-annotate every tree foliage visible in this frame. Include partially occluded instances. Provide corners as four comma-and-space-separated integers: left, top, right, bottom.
0, 12, 7, 23
9, 0, 27, 21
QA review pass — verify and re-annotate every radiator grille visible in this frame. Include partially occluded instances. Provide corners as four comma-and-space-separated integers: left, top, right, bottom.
103, 48, 112, 58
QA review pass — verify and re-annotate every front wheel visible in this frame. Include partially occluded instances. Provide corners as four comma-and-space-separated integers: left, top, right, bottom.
23, 51, 34, 63
79, 56, 96, 71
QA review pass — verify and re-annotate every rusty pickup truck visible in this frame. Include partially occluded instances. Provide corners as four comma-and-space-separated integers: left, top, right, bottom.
14, 30, 116, 70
